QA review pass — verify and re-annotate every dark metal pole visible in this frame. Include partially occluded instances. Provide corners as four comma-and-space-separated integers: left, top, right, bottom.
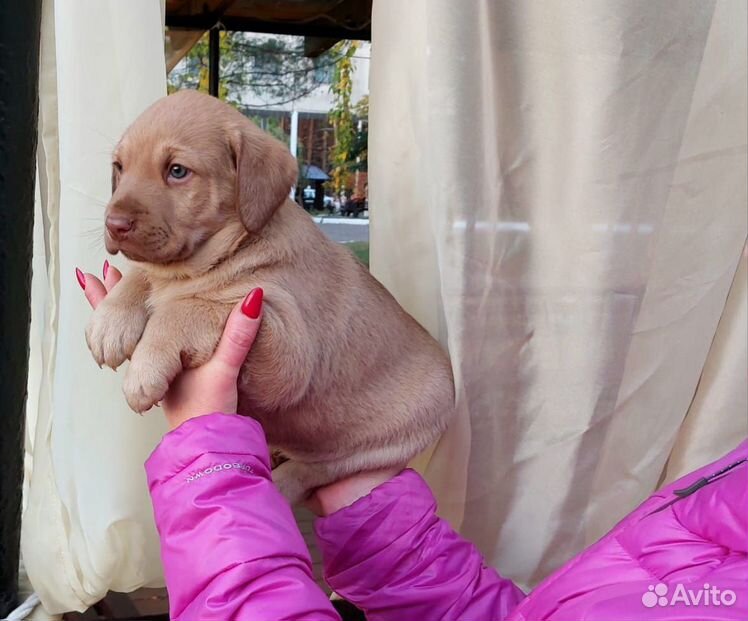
0, 0, 42, 616
208, 26, 220, 97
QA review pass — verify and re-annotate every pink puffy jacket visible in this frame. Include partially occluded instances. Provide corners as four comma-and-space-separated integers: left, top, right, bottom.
146, 413, 747, 620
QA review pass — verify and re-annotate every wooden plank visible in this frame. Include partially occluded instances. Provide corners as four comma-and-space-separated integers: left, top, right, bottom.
0, 0, 42, 615
304, 36, 340, 58
62, 608, 99, 620
167, 14, 370, 40
128, 588, 169, 616
97, 592, 140, 618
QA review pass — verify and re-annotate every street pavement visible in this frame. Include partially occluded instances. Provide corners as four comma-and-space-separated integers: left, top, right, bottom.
316, 218, 369, 243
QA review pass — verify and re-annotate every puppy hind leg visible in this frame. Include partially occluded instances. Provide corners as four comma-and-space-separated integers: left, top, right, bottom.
272, 443, 415, 505
272, 460, 341, 505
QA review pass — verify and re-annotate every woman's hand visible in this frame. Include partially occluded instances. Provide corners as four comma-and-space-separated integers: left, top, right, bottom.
307, 467, 403, 516
78, 262, 263, 431
79, 262, 397, 511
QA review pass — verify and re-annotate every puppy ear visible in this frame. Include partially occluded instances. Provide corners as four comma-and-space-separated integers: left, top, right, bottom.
231, 123, 298, 232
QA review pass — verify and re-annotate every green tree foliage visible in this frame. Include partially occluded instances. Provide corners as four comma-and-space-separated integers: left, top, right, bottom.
246, 114, 288, 143
168, 32, 368, 193
168, 31, 341, 107
328, 41, 360, 193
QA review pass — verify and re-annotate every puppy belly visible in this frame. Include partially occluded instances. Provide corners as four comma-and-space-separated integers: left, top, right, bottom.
238, 372, 453, 466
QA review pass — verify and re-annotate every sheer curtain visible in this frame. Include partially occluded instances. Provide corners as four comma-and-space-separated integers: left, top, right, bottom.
369, 0, 747, 589
20, 0, 747, 612
23, 0, 167, 614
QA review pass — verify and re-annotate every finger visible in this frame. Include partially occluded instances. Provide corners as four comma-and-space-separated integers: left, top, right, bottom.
77, 269, 108, 309
211, 288, 264, 373
103, 260, 123, 292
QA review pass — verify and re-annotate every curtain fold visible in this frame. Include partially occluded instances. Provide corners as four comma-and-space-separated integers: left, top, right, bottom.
21, 0, 747, 610
664, 244, 748, 483
370, 0, 747, 589
23, 0, 168, 613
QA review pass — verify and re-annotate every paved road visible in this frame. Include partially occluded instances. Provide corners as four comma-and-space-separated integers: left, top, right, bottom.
316, 220, 369, 243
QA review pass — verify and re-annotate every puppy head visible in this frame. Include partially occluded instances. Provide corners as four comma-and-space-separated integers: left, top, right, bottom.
107, 90, 297, 265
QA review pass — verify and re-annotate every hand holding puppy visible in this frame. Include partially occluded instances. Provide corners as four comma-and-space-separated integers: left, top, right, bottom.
78, 263, 263, 431
79, 262, 398, 514
82, 91, 453, 504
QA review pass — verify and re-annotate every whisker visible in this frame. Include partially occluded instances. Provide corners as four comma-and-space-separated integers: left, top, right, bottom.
79, 225, 104, 239
83, 237, 106, 255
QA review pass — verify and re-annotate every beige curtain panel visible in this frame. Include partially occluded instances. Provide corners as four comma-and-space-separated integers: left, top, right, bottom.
23, 0, 168, 615
20, 0, 747, 614
369, 0, 747, 591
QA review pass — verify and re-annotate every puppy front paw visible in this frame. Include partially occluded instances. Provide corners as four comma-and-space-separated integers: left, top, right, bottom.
122, 358, 170, 413
85, 300, 147, 369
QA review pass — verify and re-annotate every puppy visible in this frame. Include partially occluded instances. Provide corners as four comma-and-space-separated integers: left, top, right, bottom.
86, 90, 454, 503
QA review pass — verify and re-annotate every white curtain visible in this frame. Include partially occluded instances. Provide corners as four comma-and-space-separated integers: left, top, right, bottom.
369, 0, 747, 590
21, 0, 747, 612
664, 244, 747, 483
23, 0, 167, 614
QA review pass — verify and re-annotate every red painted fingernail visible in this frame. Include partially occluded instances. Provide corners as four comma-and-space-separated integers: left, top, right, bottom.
75, 268, 86, 290
103, 260, 110, 279
241, 287, 264, 319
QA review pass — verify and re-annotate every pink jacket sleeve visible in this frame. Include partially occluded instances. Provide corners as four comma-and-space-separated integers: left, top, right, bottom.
145, 413, 340, 621
314, 469, 525, 621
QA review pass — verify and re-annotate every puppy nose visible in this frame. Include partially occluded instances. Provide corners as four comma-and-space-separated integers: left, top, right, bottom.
106, 215, 134, 240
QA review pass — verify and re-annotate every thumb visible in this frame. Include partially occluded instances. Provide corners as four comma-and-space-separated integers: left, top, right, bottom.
212, 288, 264, 373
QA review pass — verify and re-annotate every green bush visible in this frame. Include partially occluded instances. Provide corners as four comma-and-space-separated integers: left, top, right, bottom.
345, 241, 369, 268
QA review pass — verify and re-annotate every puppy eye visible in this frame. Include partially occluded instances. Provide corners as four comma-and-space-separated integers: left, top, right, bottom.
112, 161, 123, 172
168, 164, 190, 180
